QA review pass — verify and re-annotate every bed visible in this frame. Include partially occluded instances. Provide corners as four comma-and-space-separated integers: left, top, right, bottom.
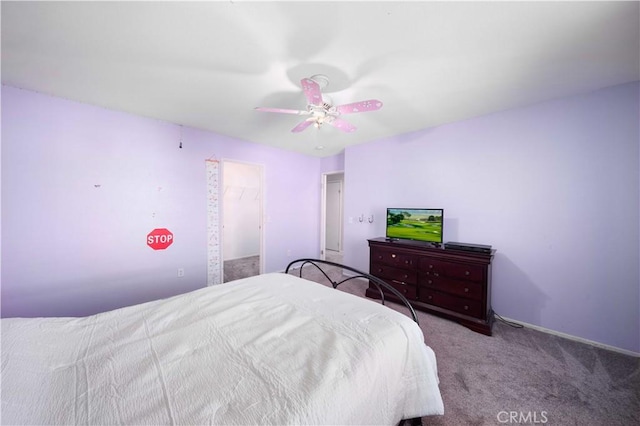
1, 259, 444, 425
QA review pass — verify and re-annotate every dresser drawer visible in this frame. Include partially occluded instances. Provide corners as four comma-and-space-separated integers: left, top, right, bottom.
371, 247, 417, 269
418, 258, 484, 282
373, 279, 417, 300
371, 262, 417, 285
418, 289, 483, 318
418, 275, 483, 300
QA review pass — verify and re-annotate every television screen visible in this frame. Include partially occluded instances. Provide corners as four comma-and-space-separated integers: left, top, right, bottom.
386, 208, 444, 243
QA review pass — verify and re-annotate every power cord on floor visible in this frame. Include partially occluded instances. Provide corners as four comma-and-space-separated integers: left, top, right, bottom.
494, 311, 524, 328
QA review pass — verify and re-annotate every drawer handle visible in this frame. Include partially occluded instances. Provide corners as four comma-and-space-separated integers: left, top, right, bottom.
428, 264, 433, 269
403, 274, 408, 279
465, 271, 470, 276
464, 288, 469, 293
464, 305, 469, 310
428, 280, 432, 284
428, 295, 433, 300
433, 272, 439, 277
378, 255, 382, 260
391, 254, 396, 258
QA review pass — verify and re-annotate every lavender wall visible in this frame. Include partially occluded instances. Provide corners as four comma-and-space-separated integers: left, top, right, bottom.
343, 82, 640, 353
320, 152, 345, 173
1, 86, 322, 317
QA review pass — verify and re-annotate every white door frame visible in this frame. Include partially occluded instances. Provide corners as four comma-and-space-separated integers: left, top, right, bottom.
320, 171, 344, 260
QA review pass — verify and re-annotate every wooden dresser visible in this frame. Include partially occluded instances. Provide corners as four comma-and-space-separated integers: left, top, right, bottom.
366, 237, 495, 335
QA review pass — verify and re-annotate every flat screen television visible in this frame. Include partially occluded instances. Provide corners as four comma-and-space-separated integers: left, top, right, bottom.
386, 208, 444, 244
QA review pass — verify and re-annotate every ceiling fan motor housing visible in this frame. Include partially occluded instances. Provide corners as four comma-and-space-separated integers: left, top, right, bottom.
309, 74, 330, 89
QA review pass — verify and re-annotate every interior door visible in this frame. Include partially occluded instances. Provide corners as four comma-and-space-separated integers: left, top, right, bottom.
325, 180, 342, 252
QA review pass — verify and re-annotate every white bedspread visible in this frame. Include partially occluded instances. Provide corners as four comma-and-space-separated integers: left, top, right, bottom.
1, 272, 444, 425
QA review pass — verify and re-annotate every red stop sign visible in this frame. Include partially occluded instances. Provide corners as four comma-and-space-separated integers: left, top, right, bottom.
147, 228, 174, 250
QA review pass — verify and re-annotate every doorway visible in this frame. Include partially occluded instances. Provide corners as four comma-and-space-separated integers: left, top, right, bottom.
222, 160, 264, 282
321, 171, 344, 263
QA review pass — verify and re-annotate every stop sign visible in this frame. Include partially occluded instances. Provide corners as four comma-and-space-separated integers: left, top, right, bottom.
147, 228, 174, 250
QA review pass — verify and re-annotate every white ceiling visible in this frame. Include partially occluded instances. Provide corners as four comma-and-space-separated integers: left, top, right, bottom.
2, 1, 639, 157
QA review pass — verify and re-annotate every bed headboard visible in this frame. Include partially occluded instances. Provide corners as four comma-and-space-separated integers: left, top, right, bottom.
285, 258, 419, 324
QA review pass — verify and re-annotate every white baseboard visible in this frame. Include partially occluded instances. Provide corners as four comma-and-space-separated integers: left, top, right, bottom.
498, 315, 640, 358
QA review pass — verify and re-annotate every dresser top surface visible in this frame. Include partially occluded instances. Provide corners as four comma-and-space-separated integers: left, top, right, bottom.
368, 237, 495, 259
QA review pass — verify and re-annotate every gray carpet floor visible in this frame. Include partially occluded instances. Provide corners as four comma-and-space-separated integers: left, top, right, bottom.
224, 255, 260, 282
287, 262, 639, 426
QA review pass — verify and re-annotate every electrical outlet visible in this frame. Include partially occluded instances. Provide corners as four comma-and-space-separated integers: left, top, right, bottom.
177, 268, 185, 278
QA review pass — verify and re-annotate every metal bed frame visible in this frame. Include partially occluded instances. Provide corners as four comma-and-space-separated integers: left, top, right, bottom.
285, 258, 420, 325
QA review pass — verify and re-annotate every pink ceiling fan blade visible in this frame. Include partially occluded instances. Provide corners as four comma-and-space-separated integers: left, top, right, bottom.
255, 107, 308, 115
301, 78, 323, 106
255, 75, 382, 134
336, 99, 383, 114
291, 120, 314, 133
328, 117, 357, 133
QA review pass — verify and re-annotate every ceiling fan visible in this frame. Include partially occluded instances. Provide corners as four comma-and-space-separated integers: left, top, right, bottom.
255, 75, 383, 133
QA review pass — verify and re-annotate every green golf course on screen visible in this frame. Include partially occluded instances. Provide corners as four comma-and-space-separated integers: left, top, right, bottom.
386, 208, 443, 243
